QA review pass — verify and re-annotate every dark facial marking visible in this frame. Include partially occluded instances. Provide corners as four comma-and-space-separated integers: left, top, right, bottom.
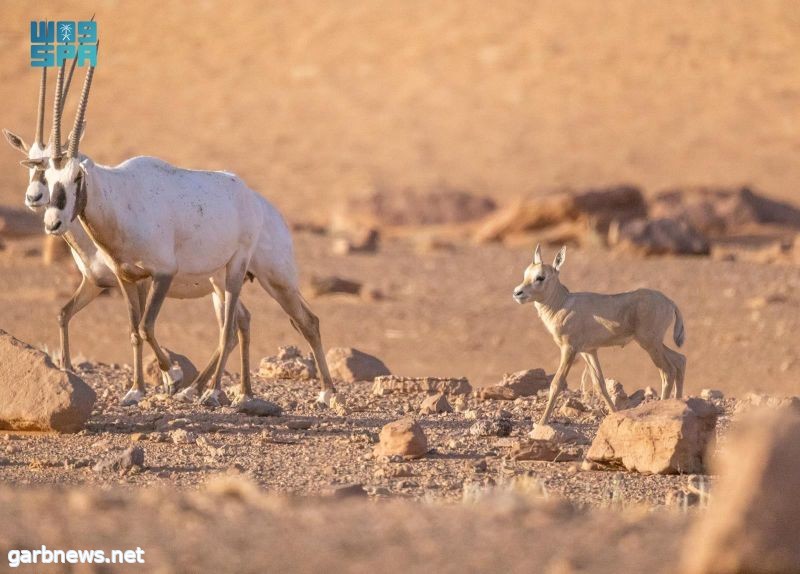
52, 182, 67, 210
31, 168, 45, 183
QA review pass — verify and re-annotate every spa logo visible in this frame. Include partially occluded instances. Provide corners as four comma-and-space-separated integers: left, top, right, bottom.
30, 19, 98, 67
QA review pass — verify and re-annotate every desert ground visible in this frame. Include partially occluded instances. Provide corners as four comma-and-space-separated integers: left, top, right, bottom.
0, 1, 799, 572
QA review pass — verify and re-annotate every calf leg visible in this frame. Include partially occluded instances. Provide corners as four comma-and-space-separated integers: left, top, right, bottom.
236, 302, 252, 397
539, 346, 576, 425
582, 351, 617, 414
664, 346, 686, 398
643, 343, 677, 400
119, 280, 145, 406
57, 277, 103, 371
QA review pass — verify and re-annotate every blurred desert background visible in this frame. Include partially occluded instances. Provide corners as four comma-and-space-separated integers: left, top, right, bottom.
1, 0, 799, 397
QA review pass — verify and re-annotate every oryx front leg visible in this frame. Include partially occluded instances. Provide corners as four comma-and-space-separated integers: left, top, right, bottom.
57, 277, 103, 371
582, 350, 617, 414
539, 346, 576, 425
119, 280, 145, 406
201, 259, 248, 407
138, 273, 182, 394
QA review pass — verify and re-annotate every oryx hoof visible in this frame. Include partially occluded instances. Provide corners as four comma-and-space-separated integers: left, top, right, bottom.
161, 364, 184, 395
174, 386, 198, 403
200, 389, 228, 408
120, 389, 144, 407
316, 389, 335, 407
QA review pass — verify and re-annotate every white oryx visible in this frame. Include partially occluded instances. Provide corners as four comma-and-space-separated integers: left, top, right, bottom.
4, 64, 253, 402
33, 62, 337, 407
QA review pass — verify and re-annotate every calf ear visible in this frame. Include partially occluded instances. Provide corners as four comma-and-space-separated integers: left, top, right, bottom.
533, 243, 543, 265
20, 158, 46, 169
3, 129, 29, 155
553, 245, 567, 271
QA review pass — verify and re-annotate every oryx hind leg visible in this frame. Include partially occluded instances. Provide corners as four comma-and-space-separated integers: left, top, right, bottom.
200, 257, 249, 407
259, 276, 336, 402
641, 340, 677, 400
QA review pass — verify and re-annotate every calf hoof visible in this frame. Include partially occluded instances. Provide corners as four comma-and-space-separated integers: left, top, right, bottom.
120, 389, 144, 407
161, 364, 184, 395
174, 386, 198, 403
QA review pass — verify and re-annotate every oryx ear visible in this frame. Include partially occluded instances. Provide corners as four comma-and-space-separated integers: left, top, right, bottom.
553, 245, 567, 271
3, 129, 29, 155
20, 158, 45, 169
533, 243, 543, 265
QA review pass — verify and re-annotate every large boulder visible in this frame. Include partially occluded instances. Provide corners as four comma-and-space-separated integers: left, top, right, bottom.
144, 349, 198, 390
608, 217, 710, 256
259, 346, 317, 380
682, 408, 800, 573
478, 369, 550, 400
474, 185, 645, 243
586, 398, 717, 474
373, 418, 428, 459
326, 347, 391, 382
0, 330, 95, 432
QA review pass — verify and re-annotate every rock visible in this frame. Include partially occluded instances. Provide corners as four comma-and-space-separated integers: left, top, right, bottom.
608, 218, 709, 256
0, 329, 95, 433
92, 446, 144, 474
170, 429, 196, 444
560, 397, 588, 419
735, 393, 800, 414
510, 440, 580, 462
308, 275, 363, 297
419, 393, 453, 415
285, 417, 317, 430
325, 483, 368, 498
479, 369, 551, 400
259, 346, 317, 380
651, 186, 800, 236
469, 418, 512, 437
700, 389, 724, 401
586, 398, 717, 474
372, 376, 472, 396
144, 349, 197, 391
529, 423, 589, 445
233, 397, 283, 417
474, 186, 645, 243
326, 347, 391, 382
373, 418, 428, 459
336, 187, 496, 229
681, 408, 800, 574
625, 389, 646, 409
605, 379, 629, 410
331, 228, 380, 255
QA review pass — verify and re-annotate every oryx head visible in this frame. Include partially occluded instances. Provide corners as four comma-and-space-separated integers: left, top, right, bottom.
513, 243, 567, 304
43, 60, 95, 236
4, 55, 84, 211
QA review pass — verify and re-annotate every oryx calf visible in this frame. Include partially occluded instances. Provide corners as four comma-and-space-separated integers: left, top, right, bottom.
513, 244, 686, 424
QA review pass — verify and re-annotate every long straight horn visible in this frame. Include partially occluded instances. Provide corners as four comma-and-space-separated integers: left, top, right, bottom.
59, 14, 94, 116
50, 59, 66, 159
34, 67, 47, 146
68, 64, 95, 158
